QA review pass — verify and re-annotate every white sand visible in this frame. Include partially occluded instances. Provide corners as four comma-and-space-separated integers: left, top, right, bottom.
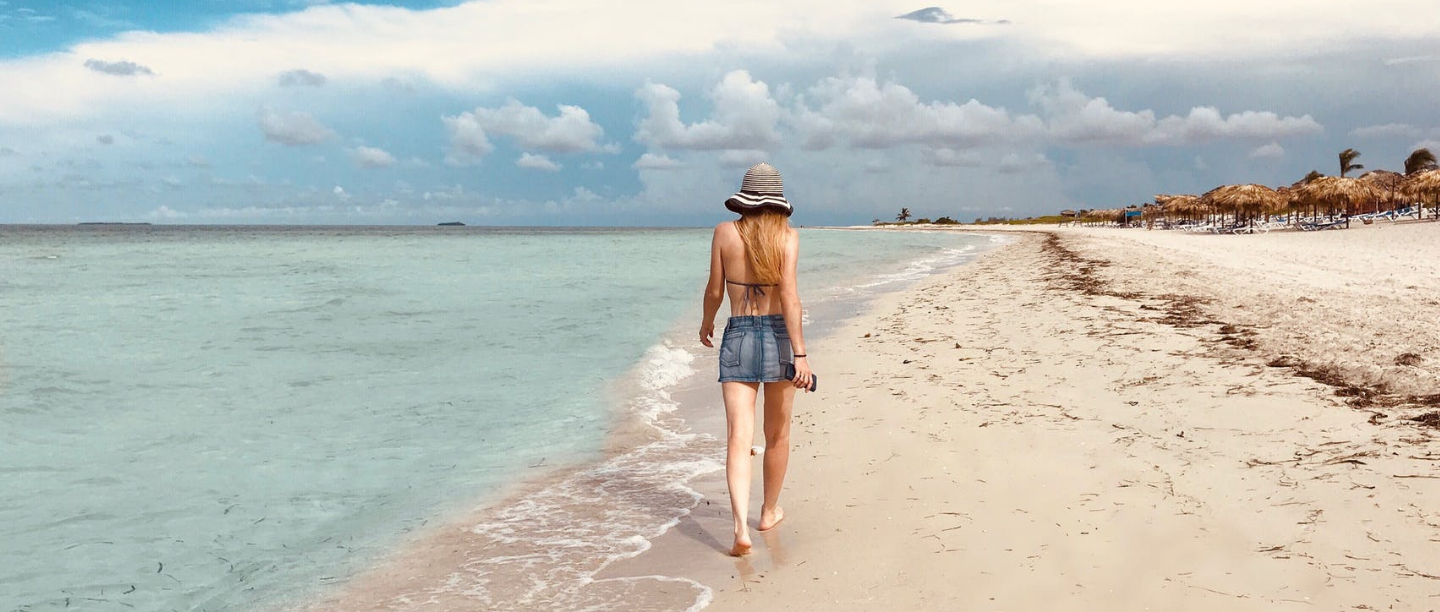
609, 225, 1440, 610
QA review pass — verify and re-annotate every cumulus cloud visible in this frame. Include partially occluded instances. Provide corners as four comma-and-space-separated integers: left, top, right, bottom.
333, 185, 350, 201
258, 108, 336, 146
351, 146, 396, 168
1, 0, 1436, 128
441, 113, 491, 165
96, 134, 114, 145
633, 153, 684, 170
635, 70, 782, 151
1250, 142, 1285, 158
1028, 79, 1322, 146
516, 152, 561, 171
83, 59, 155, 76
794, 76, 1042, 150
442, 100, 604, 165
277, 69, 327, 87
895, 7, 1006, 25
1350, 123, 1420, 138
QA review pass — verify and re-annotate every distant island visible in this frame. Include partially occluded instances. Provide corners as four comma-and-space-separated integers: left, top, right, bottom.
437, 221, 466, 226
78, 222, 152, 226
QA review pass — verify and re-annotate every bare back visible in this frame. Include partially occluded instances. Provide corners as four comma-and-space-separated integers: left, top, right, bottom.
714, 220, 796, 316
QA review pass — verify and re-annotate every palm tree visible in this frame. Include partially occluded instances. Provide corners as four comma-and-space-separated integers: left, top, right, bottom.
1300, 170, 1324, 184
1404, 148, 1438, 176
1339, 148, 1364, 178
896, 207, 911, 222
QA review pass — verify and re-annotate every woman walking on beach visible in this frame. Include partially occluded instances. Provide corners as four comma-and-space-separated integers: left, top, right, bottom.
699, 163, 815, 557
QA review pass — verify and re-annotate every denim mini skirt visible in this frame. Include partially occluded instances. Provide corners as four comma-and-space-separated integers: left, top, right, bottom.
718, 314, 794, 383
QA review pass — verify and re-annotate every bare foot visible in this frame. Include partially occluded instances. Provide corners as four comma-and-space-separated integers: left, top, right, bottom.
758, 506, 785, 532
729, 532, 753, 557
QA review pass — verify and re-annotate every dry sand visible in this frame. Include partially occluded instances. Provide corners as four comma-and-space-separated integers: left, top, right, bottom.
608, 224, 1440, 610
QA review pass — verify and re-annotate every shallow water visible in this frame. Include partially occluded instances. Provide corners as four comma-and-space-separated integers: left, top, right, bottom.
0, 225, 993, 611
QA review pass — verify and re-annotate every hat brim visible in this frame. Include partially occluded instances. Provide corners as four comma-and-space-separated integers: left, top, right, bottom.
725, 192, 793, 217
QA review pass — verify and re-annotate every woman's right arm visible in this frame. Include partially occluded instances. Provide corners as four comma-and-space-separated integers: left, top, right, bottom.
778, 228, 812, 391
699, 223, 726, 348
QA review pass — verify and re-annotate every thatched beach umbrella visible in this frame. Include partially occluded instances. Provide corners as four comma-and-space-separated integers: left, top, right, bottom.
1405, 169, 1440, 217
1296, 176, 1379, 217
1359, 170, 1405, 212
1201, 184, 1285, 224
1169, 195, 1200, 214
1160, 194, 1201, 223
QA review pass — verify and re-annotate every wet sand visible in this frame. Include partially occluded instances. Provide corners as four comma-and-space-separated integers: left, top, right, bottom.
607, 224, 1440, 610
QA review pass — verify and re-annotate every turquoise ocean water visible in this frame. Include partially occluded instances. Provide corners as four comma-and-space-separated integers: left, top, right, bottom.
0, 225, 995, 611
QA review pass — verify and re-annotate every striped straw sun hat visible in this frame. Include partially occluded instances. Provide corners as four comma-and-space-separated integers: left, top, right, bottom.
725, 162, 793, 217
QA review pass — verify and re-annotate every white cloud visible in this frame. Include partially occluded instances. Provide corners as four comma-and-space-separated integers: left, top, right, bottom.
794, 75, 1042, 150
1249, 142, 1284, 159
516, 152, 561, 171
475, 101, 603, 151
633, 153, 684, 170
333, 185, 350, 200
258, 108, 335, 146
351, 145, 396, 168
0, 0, 1434, 127
1029, 79, 1322, 146
441, 113, 491, 165
635, 70, 781, 151
1350, 123, 1420, 138
442, 100, 603, 165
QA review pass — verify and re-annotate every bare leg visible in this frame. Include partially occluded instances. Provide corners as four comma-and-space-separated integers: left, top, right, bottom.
758, 381, 795, 531
721, 381, 759, 555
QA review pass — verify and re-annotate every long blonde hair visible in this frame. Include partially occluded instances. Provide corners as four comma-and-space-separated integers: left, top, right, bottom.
734, 210, 789, 284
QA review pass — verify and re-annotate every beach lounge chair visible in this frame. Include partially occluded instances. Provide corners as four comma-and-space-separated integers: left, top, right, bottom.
1298, 219, 1346, 231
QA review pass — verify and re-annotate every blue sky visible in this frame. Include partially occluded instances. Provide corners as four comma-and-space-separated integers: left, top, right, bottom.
1, 0, 1438, 225
0, 1, 460, 57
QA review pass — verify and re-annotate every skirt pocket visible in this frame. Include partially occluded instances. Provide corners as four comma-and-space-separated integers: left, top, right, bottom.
719, 330, 746, 368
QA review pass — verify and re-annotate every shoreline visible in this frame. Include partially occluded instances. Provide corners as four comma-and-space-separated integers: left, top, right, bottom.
278, 233, 999, 611
612, 225, 1438, 610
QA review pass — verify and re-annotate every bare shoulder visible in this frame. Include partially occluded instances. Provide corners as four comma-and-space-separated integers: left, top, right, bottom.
714, 220, 737, 236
